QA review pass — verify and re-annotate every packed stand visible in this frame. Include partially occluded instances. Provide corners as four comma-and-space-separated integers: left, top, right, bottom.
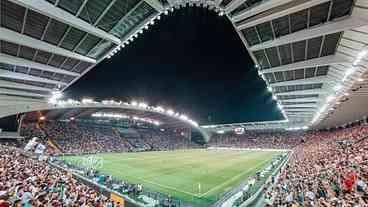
42, 121, 133, 154
209, 131, 303, 149
125, 129, 200, 151
0, 145, 123, 207
20, 123, 47, 140
20, 123, 57, 154
0, 138, 23, 148
20, 121, 199, 154
269, 123, 368, 206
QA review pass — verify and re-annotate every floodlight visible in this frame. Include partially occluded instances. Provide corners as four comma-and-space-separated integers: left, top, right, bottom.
267, 86, 272, 92
131, 101, 138, 106
216, 130, 225, 134
156, 106, 165, 112
356, 49, 368, 61
166, 109, 174, 115
180, 115, 188, 120
326, 95, 335, 102
49, 90, 63, 104
82, 98, 94, 104
138, 102, 148, 108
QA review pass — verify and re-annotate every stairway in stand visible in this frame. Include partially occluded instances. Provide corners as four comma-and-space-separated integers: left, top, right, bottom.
37, 123, 63, 153
112, 128, 134, 150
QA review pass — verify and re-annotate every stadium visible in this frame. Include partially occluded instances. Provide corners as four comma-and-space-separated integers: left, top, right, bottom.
0, 0, 368, 206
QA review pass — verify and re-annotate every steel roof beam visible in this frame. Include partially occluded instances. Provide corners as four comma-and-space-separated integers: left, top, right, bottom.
275, 88, 326, 96
260, 54, 349, 74
0, 94, 47, 102
286, 114, 313, 118
286, 112, 314, 114
0, 80, 52, 92
284, 108, 316, 112
144, 0, 165, 12
283, 103, 318, 108
235, 0, 329, 28
285, 113, 313, 118
270, 76, 327, 87
0, 88, 48, 98
9, 0, 121, 45
280, 97, 320, 102
0, 69, 67, 86
228, 0, 293, 20
0, 53, 79, 76
249, 15, 368, 51
0, 28, 96, 63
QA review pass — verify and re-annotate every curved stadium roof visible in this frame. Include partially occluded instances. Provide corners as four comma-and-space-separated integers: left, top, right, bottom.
0, 0, 368, 132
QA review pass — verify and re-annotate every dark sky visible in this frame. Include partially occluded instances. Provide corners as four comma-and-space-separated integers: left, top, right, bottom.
65, 7, 283, 125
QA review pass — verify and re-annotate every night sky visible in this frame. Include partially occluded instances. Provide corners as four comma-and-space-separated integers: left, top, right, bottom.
64, 7, 282, 125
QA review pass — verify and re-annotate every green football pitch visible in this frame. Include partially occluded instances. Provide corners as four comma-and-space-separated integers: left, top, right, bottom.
62, 149, 282, 205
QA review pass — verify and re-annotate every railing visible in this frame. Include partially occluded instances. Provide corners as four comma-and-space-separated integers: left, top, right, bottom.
230, 153, 289, 207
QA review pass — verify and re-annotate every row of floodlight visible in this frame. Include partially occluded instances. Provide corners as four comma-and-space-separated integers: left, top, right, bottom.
285, 126, 309, 131
105, 5, 225, 59
311, 47, 368, 125
106, 14, 162, 59
258, 46, 368, 127
256, 66, 288, 119
215, 125, 307, 134
48, 90, 63, 104
52, 98, 199, 127
92, 112, 161, 126
266, 85, 287, 118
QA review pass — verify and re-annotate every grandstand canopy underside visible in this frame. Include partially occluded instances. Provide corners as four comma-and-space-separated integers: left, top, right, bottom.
24, 107, 194, 129
16, 102, 210, 141
1, 0, 368, 131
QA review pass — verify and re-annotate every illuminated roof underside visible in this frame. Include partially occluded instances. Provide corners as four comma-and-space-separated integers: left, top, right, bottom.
0, 0, 368, 131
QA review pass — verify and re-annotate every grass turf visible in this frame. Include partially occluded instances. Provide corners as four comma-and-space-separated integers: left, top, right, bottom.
62, 149, 282, 206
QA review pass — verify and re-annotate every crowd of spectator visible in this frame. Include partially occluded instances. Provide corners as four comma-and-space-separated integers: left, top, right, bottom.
0, 138, 22, 148
20, 123, 56, 154
209, 131, 303, 149
267, 124, 368, 206
41, 121, 132, 154
127, 129, 200, 151
0, 145, 123, 207
14, 119, 368, 206
19, 121, 199, 154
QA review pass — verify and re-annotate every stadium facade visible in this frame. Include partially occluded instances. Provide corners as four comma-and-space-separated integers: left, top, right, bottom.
0, 0, 368, 135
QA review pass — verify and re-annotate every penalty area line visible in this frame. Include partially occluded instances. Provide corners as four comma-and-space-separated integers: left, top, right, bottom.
197, 158, 271, 198
139, 177, 201, 197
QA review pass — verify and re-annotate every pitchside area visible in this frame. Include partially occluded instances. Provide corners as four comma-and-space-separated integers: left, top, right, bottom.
62, 149, 282, 205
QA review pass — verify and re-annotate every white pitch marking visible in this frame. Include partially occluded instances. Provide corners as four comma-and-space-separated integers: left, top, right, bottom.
197, 158, 272, 197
